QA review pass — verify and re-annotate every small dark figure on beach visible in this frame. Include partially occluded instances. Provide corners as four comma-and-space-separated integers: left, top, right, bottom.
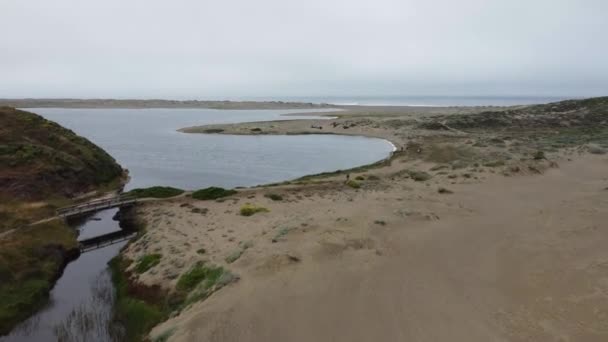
346, 173, 350, 182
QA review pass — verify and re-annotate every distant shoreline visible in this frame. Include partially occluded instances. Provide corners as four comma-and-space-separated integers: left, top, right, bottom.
0, 98, 521, 120
0, 96, 580, 110
0, 98, 337, 110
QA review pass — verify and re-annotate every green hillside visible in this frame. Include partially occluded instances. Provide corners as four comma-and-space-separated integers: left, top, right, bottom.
0, 107, 124, 335
0, 106, 122, 200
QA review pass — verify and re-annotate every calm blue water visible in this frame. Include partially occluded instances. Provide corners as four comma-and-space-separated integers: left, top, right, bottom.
1, 108, 393, 342
26, 108, 392, 190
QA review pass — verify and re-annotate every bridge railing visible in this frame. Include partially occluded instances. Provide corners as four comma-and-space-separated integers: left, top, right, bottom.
56, 195, 137, 217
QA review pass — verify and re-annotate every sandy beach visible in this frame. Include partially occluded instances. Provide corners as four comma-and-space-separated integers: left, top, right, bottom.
120, 99, 608, 341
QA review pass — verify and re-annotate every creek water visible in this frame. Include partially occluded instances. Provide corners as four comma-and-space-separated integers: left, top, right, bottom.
1, 108, 394, 341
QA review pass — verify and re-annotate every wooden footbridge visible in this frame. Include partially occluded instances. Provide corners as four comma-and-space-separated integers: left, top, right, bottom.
56, 195, 138, 218
79, 230, 138, 253
54, 195, 140, 252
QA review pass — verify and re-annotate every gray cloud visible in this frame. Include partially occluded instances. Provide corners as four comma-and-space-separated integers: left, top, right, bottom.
1, 0, 606, 98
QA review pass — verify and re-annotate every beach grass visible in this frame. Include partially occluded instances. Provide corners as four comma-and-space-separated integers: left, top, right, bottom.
240, 204, 269, 216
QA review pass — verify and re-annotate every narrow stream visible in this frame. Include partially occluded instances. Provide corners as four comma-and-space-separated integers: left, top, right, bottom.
1, 108, 394, 341
1, 209, 125, 342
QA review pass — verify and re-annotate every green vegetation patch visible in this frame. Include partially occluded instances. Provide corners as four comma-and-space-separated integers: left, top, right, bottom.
0, 220, 78, 335
134, 254, 162, 274
0, 107, 123, 201
192, 187, 237, 200
110, 256, 238, 341
240, 204, 269, 216
406, 170, 432, 182
109, 257, 165, 342
264, 193, 283, 201
125, 186, 184, 199
153, 328, 176, 342
177, 262, 225, 293
346, 180, 361, 188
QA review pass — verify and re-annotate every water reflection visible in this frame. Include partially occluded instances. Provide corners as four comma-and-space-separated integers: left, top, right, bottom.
53, 271, 123, 342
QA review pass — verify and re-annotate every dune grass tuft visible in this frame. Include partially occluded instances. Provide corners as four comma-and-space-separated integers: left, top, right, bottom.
346, 180, 361, 188
240, 204, 269, 216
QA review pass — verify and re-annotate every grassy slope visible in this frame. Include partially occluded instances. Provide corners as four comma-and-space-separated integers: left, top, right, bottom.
0, 106, 123, 232
0, 106, 122, 198
0, 107, 124, 335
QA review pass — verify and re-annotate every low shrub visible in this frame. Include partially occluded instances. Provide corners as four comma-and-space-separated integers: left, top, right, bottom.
264, 193, 283, 201
438, 187, 454, 194
126, 186, 184, 199
192, 187, 237, 200
272, 227, 292, 243
407, 170, 432, 182
533, 151, 546, 160
240, 204, 268, 216
346, 180, 361, 188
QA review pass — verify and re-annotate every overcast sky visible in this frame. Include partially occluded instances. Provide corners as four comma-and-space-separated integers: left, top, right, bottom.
1, 0, 606, 99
